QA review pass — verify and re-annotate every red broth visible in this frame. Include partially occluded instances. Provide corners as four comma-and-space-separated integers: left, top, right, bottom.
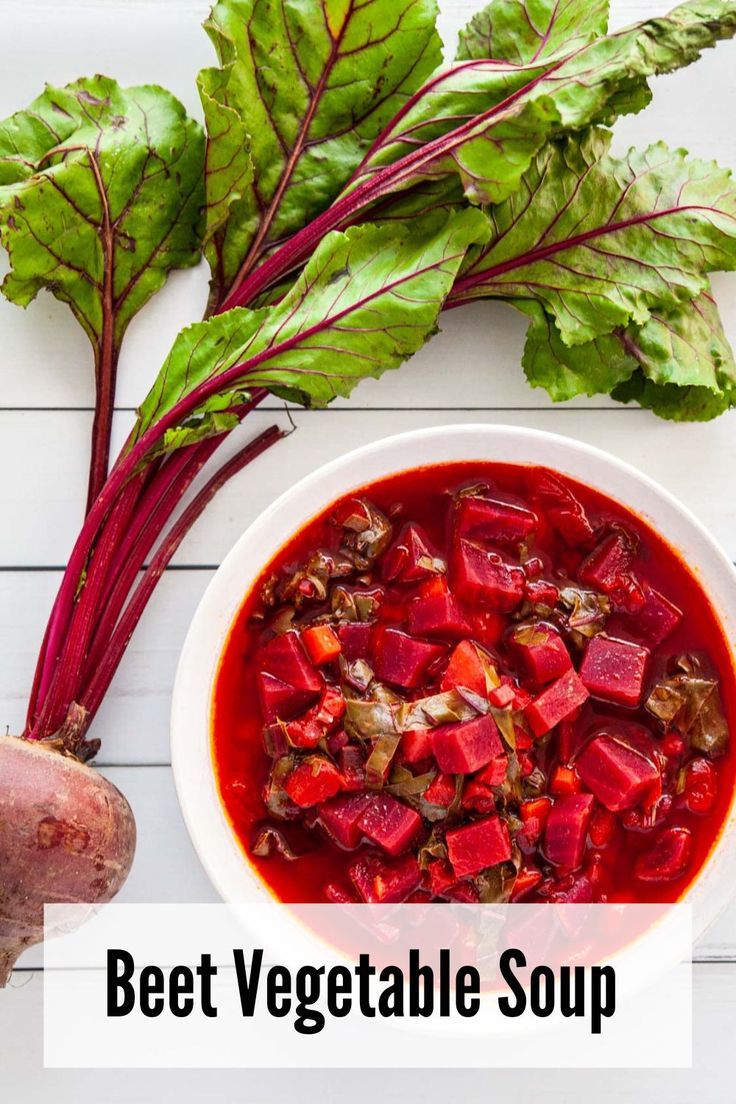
211, 462, 736, 905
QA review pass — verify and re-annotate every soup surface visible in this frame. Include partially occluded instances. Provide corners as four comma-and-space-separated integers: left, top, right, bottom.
212, 463, 735, 905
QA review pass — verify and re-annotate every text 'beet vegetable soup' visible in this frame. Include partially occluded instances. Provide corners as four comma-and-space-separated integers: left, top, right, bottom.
212, 463, 736, 906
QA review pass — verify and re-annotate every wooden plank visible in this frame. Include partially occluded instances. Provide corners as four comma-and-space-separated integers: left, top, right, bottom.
1, 408, 735, 570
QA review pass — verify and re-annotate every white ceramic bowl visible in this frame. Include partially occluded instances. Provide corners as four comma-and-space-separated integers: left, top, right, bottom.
171, 424, 736, 939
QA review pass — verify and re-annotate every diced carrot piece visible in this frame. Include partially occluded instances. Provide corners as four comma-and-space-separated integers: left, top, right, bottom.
550, 765, 583, 796
446, 815, 511, 878
524, 669, 589, 737
302, 624, 342, 666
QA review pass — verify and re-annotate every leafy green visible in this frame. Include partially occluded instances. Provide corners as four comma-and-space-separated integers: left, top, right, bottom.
0, 75, 204, 355
457, 0, 609, 65
198, 0, 442, 306
350, 0, 736, 207
521, 291, 736, 414
645, 654, 729, 755
134, 207, 488, 450
454, 128, 736, 345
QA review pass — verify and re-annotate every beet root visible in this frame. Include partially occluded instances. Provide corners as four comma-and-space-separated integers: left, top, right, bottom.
0, 733, 136, 984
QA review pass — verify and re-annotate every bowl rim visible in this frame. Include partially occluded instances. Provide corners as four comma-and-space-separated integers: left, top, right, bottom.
171, 423, 736, 939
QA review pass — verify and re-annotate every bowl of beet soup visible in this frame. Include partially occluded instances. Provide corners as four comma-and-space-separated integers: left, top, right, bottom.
171, 426, 736, 938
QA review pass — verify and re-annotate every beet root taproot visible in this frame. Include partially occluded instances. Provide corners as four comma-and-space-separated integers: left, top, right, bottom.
0, 734, 136, 985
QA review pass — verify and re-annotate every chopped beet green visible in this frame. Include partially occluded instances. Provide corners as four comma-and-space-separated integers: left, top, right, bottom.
213, 461, 734, 906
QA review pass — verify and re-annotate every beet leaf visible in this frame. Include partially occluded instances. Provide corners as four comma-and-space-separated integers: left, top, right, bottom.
0, 76, 205, 507
225, 0, 736, 309
199, 0, 442, 309
135, 207, 488, 447
456, 0, 610, 65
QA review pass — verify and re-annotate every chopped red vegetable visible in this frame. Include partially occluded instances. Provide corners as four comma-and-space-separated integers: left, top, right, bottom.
432, 714, 503, 774
579, 634, 650, 707
213, 462, 734, 907
525, 669, 589, 737
446, 816, 512, 879
544, 793, 595, 869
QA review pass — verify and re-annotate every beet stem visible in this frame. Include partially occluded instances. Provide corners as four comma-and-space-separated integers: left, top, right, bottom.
79, 424, 284, 721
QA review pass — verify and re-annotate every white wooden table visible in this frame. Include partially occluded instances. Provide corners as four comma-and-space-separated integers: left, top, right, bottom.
1, 1, 735, 1099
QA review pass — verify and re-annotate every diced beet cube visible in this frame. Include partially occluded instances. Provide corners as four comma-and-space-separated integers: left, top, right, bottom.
336, 621, 374, 661
284, 756, 343, 807
381, 522, 445, 583
475, 755, 508, 787
324, 882, 358, 903
257, 672, 316, 723
318, 792, 373, 849
338, 745, 365, 792
326, 728, 349, 755
511, 866, 543, 901
444, 880, 480, 903
372, 627, 446, 689
400, 728, 433, 765
313, 686, 346, 730
579, 634, 649, 708
357, 793, 423, 856
626, 585, 682, 646
446, 815, 511, 878
532, 470, 594, 547
432, 713, 504, 774
283, 716, 323, 748
576, 732, 660, 812
424, 772, 457, 808
440, 639, 494, 696
349, 853, 422, 903
258, 632, 323, 696
544, 793, 595, 869
550, 874, 595, 903
524, 669, 589, 737
461, 780, 496, 814
452, 539, 525, 612
578, 532, 645, 613
510, 624, 572, 685
427, 859, 458, 898
407, 577, 468, 639
635, 827, 692, 883
456, 493, 537, 548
